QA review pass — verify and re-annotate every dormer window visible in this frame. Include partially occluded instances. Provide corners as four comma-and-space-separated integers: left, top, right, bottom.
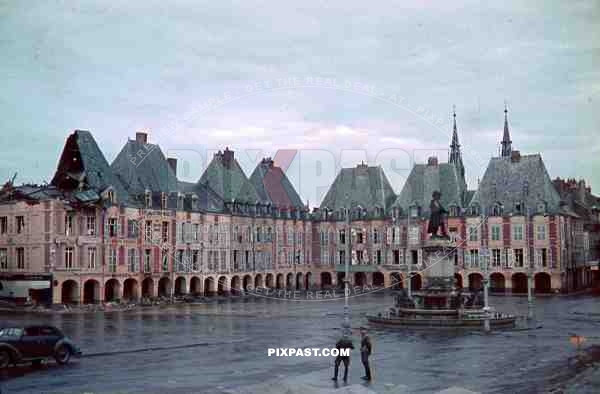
145, 190, 152, 208
514, 201, 523, 215
448, 204, 459, 217
177, 193, 184, 210
191, 194, 198, 210
161, 193, 168, 210
409, 205, 420, 218
537, 201, 547, 214
469, 204, 480, 216
491, 203, 503, 216
107, 190, 115, 204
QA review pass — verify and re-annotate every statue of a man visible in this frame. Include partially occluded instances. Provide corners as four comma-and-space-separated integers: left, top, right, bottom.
427, 190, 449, 239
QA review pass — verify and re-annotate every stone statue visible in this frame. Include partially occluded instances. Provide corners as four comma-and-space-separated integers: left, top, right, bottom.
427, 190, 449, 239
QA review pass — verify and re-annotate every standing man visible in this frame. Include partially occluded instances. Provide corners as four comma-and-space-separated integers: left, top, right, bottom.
332, 334, 354, 382
360, 327, 372, 381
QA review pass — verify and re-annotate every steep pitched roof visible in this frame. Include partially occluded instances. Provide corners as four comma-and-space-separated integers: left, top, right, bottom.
468, 153, 562, 215
198, 148, 260, 203
51, 130, 129, 203
248, 158, 304, 209
319, 164, 396, 212
394, 159, 467, 214
110, 139, 178, 194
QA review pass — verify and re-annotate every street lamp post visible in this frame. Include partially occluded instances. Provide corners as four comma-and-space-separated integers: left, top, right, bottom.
342, 208, 352, 337
481, 247, 491, 333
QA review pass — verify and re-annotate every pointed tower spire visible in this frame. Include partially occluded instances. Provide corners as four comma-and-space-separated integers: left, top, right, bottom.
449, 105, 465, 177
501, 102, 512, 158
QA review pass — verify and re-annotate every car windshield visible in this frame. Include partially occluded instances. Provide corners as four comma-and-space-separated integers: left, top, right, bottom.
0, 328, 23, 337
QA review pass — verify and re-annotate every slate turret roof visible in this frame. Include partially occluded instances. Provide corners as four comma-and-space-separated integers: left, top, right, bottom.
110, 138, 178, 194
394, 157, 468, 214
468, 153, 562, 215
248, 158, 305, 210
51, 130, 129, 204
198, 148, 261, 203
319, 163, 396, 213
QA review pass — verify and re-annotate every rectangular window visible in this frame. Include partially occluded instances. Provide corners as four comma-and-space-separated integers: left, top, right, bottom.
514, 248, 524, 267
193, 224, 199, 241
393, 250, 400, 264
162, 222, 169, 243
192, 250, 199, 271
144, 249, 152, 272
357, 231, 364, 244
65, 215, 74, 236
176, 250, 185, 272
287, 228, 294, 245
536, 224, 546, 241
16, 247, 25, 270
161, 249, 169, 272
108, 248, 117, 272
128, 248, 138, 272
372, 229, 379, 244
0, 217, 7, 234
376, 250, 382, 264
86, 215, 96, 236
491, 225, 501, 241
88, 248, 96, 269
0, 248, 8, 269
339, 229, 346, 245
468, 226, 478, 242
145, 220, 152, 241
220, 250, 227, 271
16, 216, 24, 234
469, 249, 479, 268
513, 225, 523, 241
339, 250, 345, 265
128, 220, 138, 238
492, 249, 501, 267
64, 247, 74, 269
108, 218, 118, 237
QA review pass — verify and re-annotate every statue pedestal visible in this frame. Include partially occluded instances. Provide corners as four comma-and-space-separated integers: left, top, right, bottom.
420, 238, 457, 309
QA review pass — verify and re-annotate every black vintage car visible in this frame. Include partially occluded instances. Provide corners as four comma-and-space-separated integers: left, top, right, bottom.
0, 325, 82, 368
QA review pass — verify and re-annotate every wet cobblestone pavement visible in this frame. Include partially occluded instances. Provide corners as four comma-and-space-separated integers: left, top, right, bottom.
1, 293, 599, 393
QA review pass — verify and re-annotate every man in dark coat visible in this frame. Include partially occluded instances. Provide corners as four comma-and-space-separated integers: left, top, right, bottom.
332, 334, 354, 382
360, 327, 372, 381
427, 190, 448, 238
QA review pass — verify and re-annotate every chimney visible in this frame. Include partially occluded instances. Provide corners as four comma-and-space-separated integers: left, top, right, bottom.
427, 156, 438, 166
222, 147, 234, 166
167, 158, 177, 176
510, 150, 521, 163
136, 132, 148, 144
578, 180, 587, 203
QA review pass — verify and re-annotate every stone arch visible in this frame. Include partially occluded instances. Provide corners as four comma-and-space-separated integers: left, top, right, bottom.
158, 277, 171, 298
390, 272, 402, 289
174, 276, 186, 295
243, 274, 253, 291
490, 273, 506, 293
104, 278, 121, 302
305, 272, 312, 290
468, 273, 483, 292
295, 272, 304, 290
511, 273, 528, 294
321, 272, 333, 289
276, 273, 284, 289
61, 280, 79, 304
254, 274, 264, 288
231, 276, 241, 294
266, 273, 274, 288
286, 273, 294, 288
204, 277, 216, 296
190, 276, 201, 295
218, 276, 228, 295
83, 279, 100, 304
142, 277, 154, 298
123, 278, 139, 301
410, 272, 422, 291
373, 272, 384, 287
354, 272, 366, 287
534, 272, 552, 294
454, 273, 463, 289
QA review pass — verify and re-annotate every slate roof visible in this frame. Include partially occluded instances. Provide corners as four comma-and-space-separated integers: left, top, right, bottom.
51, 130, 129, 204
319, 164, 396, 212
468, 154, 562, 215
393, 160, 467, 214
198, 148, 261, 203
248, 158, 305, 209
111, 139, 178, 194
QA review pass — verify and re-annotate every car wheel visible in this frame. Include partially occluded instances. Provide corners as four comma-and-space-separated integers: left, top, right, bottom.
54, 345, 71, 365
32, 359, 43, 367
0, 350, 11, 369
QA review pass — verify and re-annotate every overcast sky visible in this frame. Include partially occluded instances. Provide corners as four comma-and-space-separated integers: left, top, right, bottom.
1, 0, 599, 206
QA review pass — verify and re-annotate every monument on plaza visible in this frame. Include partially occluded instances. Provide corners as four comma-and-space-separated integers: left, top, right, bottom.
367, 191, 517, 330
